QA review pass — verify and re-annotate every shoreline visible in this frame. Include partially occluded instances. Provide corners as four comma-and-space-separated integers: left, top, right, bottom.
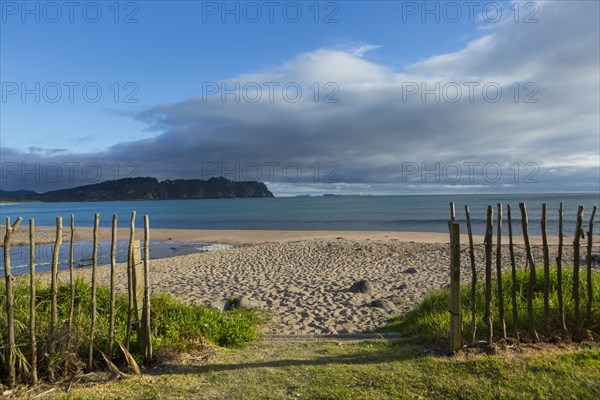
2, 227, 565, 247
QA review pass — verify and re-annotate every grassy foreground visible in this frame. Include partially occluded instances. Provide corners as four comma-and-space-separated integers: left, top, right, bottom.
4, 267, 600, 398
46, 266, 600, 399
51, 340, 600, 399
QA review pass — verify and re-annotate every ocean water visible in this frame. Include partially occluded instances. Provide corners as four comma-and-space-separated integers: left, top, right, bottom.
1, 193, 598, 237
1, 240, 233, 276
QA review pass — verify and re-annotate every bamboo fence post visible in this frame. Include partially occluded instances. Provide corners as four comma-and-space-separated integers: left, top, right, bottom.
50, 217, 62, 335
465, 206, 477, 345
88, 213, 99, 371
507, 205, 520, 343
448, 221, 462, 353
519, 203, 539, 341
556, 203, 568, 333
125, 211, 136, 350
585, 206, 597, 326
29, 219, 37, 385
142, 215, 153, 359
108, 215, 118, 358
541, 204, 550, 336
484, 206, 494, 344
573, 206, 584, 338
3, 217, 23, 388
68, 215, 75, 336
496, 203, 506, 340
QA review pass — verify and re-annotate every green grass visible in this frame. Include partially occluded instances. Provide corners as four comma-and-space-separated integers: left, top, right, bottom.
0, 278, 265, 383
4, 268, 600, 398
51, 340, 600, 399
379, 266, 600, 343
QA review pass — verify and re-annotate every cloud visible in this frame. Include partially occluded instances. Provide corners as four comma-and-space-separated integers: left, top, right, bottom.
1, 1, 598, 195
351, 44, 383, 57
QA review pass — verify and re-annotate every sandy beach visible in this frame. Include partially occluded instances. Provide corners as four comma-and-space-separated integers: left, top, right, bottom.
11, 227, 596, 336
1, 225, 566, 247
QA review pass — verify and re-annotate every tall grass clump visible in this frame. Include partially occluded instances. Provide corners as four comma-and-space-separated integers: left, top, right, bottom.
381, 267, 600, 343
0, 278, 264, 384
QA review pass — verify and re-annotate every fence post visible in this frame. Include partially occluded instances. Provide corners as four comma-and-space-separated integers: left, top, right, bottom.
50, 217, 62, 335
465, 206, 477, 345
541, 204, 550, 336
557, 203, 568, 333
586, 206, 597, 326
573, 206, 584, 338
507, 205, 520, 343
29, 219, 37, 385
88, 213, 99, 371
496, 203, 506, 340
519, 203, 539, 341
63, 215, 75, 378
3, 217, 23, 389
108, 215, 118, 358
484, 206, 494, 344
126, 211, 136, 350
68, 215, 75, 338
131, 240, 144, 321
448, 221, 462, 353
140, 215, 153, 359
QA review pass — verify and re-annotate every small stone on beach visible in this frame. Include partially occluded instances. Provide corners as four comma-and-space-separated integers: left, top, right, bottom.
349, 279, 374, 293
370, 299, 395, 311
230, 296, 263, 310
209, 299, 228, 312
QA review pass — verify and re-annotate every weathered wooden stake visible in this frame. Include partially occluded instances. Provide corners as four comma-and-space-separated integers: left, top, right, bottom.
108, 215, 117, 358
449, 202, 456, 222
496, 203, 506, 340
141, 215, 153, 359
88, 213, 99, 371
557, 202, 567, 333
68, 215, 75, 336
519, 203, 539, 341
50, 217, 62, 335
484, 206, 494, 344
3, 217, 23, 388
573, 206, 584, 338
541, 204, 550, 336
448, 221, 461, 352
465, 205, 477, 345
131, 239, 144, 322
586, 206, 597, 326
29, 219, 37, 385
507, 205, 520, 343
125, 211, 136, 350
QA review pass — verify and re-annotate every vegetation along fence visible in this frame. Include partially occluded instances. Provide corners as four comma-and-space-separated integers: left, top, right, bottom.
448, 202, 598, 353
1, 212, 152, 388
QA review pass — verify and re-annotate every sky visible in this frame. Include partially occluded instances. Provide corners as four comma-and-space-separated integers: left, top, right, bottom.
1, 0, 599, 196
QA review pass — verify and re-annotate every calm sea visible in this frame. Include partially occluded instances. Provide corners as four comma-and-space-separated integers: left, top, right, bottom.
1, 193, 598, 236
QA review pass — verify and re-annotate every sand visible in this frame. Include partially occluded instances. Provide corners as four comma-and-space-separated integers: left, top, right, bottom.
25, 229, 597, 336
1, 225, 565, 247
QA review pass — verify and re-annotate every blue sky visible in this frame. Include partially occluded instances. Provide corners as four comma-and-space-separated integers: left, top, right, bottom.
1, 1, 599, 195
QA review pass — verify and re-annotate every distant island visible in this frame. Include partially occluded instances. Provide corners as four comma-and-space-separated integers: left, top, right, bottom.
0, 177, 274, 202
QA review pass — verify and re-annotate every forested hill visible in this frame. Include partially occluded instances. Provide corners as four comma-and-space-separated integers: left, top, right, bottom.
0, 177, 274, 202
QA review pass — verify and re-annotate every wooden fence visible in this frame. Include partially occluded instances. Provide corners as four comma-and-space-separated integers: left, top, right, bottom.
1, 212, 152, 388
448, 202, 598, 352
